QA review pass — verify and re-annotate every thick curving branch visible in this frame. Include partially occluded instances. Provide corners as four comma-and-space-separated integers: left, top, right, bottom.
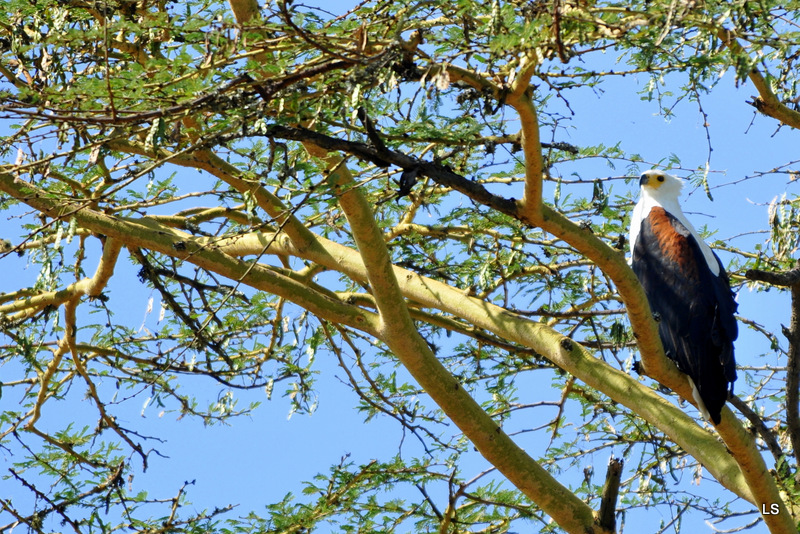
313, 150, 603, 534
193, 227, 752, 504
507, 58, 546, 220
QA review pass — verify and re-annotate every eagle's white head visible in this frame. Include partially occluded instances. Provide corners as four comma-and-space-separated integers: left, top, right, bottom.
638, 169, 684, 202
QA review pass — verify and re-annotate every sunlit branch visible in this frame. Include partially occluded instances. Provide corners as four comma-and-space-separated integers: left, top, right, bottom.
715, 25, 800, 130
308, 146, 601, 530
0, 172, 383, 338
0, 238, 121, 321
192, 221, 754, 503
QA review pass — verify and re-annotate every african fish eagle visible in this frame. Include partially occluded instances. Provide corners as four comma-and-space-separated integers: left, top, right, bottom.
629, 170, 738, 424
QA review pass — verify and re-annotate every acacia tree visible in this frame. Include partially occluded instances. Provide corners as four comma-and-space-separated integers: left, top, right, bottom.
1, 0, 800, 532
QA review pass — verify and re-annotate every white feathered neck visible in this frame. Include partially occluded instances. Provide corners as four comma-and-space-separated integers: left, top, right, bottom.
630, 170, 720, 276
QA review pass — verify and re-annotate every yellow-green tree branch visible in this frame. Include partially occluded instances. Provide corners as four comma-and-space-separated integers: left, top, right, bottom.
715, 26, 800, 130
197, 224, 753, 504
0, 238, 121, 322
318, 151, 602, 534
0, 173, 382, 339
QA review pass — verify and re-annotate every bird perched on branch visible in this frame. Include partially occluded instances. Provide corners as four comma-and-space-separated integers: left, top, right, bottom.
629, 169, 738, 424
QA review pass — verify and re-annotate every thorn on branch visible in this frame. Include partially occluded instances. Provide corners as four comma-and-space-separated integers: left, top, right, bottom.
613, 233, 626, 251
88, 292, 110, 303
747, 95, 768, 113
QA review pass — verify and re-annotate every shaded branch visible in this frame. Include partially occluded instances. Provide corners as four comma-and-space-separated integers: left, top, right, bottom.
259, 124, 518, 215
748, 264, 800, 472
131, 249, 233, 366
4, 462, 125, 533
597, 457, 623, 531
746, 266, 800, 287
